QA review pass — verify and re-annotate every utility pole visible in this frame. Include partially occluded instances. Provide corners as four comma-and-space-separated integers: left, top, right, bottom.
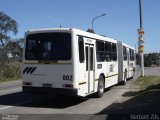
138, 0, 145, 76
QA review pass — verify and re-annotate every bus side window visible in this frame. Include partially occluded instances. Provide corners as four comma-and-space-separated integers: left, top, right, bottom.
123, 46, 127, 61
112, 44, 117, 61
78, 36, 85, 63
105, 42, 111, 61
130, 49, 134, 61
130, 49, 132, 60
96, 41, 105, 62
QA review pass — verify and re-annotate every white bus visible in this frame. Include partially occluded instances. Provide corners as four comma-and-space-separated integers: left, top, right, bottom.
22, 28, 135, 97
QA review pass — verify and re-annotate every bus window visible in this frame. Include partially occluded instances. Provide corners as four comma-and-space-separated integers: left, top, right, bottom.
96, 41, 105, 62
42, 41, 52, 60
90, 47, 93, 70
85, 46, 88, 71
105, 42, 111, 61
123, 46, 127, 61
129, 49, 134, 61
78, 36, 85, 63
112, 44, 117, 61
25, 33, 71, 60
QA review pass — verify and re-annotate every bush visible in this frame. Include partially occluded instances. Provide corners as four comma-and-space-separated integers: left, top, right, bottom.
9, 61, 22, 77
3, 65, 16, 78
0, 62, 22, 82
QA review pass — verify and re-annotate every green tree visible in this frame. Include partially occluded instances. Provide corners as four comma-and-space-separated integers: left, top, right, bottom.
0, 11, 18, 66
6, 38, 24, 62
0, 12, 21, 81
0, 11, 18, 47
144, 53, 160, 67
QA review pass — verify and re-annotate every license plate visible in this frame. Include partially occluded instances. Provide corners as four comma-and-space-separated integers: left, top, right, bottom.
42, 83, 52, 88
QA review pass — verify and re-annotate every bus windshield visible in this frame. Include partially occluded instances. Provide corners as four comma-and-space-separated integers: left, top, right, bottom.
25, 33, 71, 60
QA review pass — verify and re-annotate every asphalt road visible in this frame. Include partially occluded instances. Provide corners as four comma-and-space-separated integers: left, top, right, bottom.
0, 67, 159, 120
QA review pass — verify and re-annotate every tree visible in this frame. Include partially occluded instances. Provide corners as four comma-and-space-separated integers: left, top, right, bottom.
6, 38, 24, 62
0, 11, 18, 65
0, 48, 8, 65
0, 11, 18, 47
144, 53, 160, 67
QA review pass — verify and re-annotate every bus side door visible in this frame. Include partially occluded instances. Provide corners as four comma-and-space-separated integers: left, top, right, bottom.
85, 44, 95, 93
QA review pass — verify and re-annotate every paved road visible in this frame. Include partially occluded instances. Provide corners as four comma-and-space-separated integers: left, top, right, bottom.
0, 80, 22, 96
0, 67, 159, 120
135, 66, 160, 76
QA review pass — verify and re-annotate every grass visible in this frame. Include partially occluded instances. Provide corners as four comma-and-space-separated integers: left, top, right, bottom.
134, 75, 160, 91
0, 76, 22, 83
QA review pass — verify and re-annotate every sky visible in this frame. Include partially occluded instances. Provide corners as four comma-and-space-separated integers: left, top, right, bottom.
0, 0, 160, 53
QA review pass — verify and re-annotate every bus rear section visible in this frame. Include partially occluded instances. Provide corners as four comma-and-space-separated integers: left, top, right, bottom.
118, 41, 136, 85
22, 30, 77, 96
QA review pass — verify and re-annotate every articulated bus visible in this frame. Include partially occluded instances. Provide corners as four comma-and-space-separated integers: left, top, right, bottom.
22, 28, 135, 97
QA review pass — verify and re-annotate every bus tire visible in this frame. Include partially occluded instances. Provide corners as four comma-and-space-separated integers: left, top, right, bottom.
130, 75, 134, 80
96, 75, 104, 98
131, 68, 135, 79
122, 71, 127, 85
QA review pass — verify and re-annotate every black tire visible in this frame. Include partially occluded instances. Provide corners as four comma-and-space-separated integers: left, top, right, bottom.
131, 68, 135, 79
122, 71, 127, 85
130, 75, 134, 80
96, 75, 104, 98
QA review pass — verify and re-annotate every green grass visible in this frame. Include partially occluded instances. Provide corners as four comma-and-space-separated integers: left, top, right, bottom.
0, 76, 22, 83
134, 75, 160, 91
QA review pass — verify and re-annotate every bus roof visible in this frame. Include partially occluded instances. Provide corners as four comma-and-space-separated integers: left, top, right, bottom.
26, 28, 117, 43
26, 28, 134, 49
122, 42, 135, 50
26, 28, 71, 34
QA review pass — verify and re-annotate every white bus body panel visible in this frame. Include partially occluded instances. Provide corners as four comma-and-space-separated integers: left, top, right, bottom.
23, 64, 73, 88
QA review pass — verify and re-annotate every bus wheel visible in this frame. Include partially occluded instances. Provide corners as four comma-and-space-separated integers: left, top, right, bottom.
131, 68, 135, 79
96, 75, 104, 98
122, 71, 127, 85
